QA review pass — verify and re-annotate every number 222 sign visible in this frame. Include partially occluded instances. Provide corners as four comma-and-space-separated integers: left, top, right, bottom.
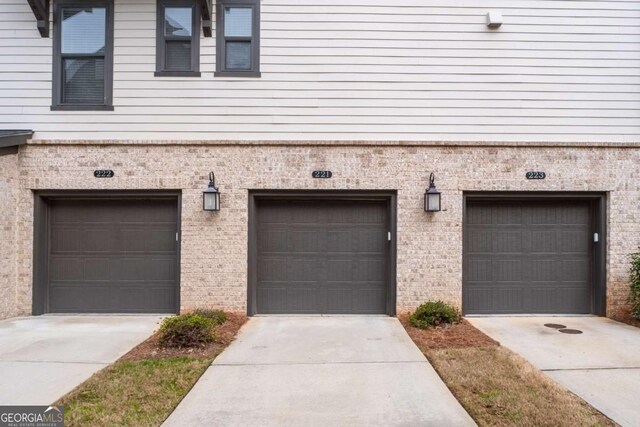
94, 169, 115, 178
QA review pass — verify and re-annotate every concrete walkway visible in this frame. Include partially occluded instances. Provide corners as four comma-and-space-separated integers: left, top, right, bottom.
163, 316, 475, 427
0, 315, 161, 405
469, 316, 640, 427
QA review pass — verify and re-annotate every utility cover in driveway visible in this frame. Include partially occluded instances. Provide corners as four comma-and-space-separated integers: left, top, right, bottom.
469, 316, 640, 427
464, 200, 592, 314
47, 198, 178, 313
256, 199, 388, 314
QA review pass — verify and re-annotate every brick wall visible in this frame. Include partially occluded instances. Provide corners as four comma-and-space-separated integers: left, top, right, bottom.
8, 142, 640, 318
0, 149, 20, 319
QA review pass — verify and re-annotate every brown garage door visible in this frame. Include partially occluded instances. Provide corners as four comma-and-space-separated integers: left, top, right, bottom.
256, 199, 389, 314
47, 198, 179, 313
463, 200, 593, 314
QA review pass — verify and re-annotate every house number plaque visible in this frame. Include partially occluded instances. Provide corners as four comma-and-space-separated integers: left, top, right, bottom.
94, 169, 115, 178
312, 170, 332, 178
525, 172, 546, 180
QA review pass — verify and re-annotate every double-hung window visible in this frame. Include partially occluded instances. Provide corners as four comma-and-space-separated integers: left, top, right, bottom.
216, 0, 260, 77
156, 0, 200, 76
52, 0, 114, 110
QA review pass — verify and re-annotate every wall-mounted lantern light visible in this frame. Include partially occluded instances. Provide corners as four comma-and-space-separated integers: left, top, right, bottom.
203, 171, 220, 211
424, 173, 441, 212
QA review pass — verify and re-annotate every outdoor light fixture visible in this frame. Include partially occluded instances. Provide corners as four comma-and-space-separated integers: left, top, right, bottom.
424, 173, 441, 212
203, 171, 220, 211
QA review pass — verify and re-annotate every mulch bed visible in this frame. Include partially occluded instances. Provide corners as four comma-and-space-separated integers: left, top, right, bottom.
398, 313, 499, 349
610, 307, 640, 329
120, 313, 247, 361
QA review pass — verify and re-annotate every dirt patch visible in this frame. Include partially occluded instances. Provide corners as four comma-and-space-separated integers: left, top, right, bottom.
610, 307, 640, 329
121, 312, 247, 361
399, 313, 498, 349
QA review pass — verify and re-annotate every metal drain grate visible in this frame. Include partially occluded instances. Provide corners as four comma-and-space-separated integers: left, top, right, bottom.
558, 328, 583, 334
544, 323, 567, 329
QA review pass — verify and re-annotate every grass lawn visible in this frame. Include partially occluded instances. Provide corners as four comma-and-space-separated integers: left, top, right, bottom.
400, 315, 617, 427
56, 313, 247, 427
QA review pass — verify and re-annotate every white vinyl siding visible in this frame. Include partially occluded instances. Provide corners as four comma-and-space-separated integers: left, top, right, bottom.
1, 0, 639, 142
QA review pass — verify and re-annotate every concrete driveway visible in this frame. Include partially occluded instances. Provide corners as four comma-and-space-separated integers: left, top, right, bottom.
469, 316, 640, 427
163, 316, 475, 427
0, 315, 161, 405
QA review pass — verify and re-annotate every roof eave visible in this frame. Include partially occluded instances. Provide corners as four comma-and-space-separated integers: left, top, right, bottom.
0, 130, 34, 148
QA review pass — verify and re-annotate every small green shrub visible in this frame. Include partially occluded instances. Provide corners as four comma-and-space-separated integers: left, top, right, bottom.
158, 314, 214, 348
192, 309, 227, 326
409, 301, 461, 329
630, 249, 640, 319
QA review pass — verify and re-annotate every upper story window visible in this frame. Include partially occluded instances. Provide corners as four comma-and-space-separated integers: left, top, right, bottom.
156, 0, 201, 76
52, 0, 114, 110
216, 0, 260, 77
